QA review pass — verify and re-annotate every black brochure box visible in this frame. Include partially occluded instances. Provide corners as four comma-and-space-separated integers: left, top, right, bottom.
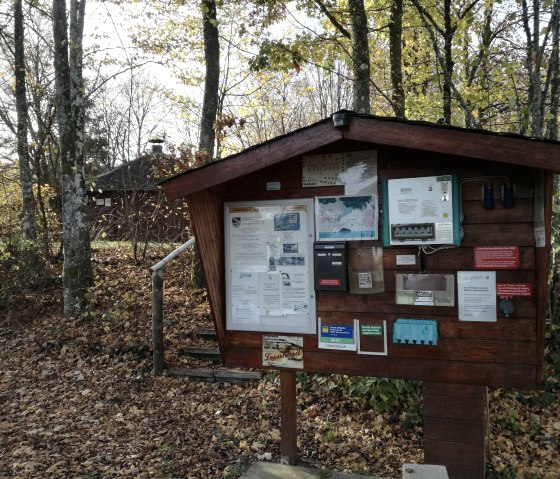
314, 242, 347, 291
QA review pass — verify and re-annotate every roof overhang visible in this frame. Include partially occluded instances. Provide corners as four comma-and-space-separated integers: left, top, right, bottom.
161, 113, 560, 201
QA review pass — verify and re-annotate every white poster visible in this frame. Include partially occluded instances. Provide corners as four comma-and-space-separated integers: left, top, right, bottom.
302, 150, 377, 195
225, 199, 316, 334
458, 271, 497, 322
344, 151, 378, 195
230, 271, 259, 325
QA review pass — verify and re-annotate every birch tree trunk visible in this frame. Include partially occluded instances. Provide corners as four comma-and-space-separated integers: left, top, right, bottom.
198, 0, 220, 160
348, 0, 370, 114
52, 0, 91, 315
69, 0, 92, 284
14, 0, 37, 240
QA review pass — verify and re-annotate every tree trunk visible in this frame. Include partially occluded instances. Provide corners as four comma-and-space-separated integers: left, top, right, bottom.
546, 0, 560, 140
14, 0, 37, 240
389, 0, 405, 118
442, 0, 453, 125
69, 0, 92, 285
349, 0, 370, 114
198, 0, 220, 161
52, 0, 90, 315
522, 0, 544, 137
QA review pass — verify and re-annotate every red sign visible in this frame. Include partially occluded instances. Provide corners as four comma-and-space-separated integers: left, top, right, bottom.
474, 246, 520, 270
496, 283, 533, 297
319, 279, 341, 286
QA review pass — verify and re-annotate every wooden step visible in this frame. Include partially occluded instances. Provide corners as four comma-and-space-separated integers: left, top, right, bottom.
196, 328, 217, 340
214, 369, 262, 384
183, 346, 222, 363
168, 367, 215, 381
169, 367, 262, 384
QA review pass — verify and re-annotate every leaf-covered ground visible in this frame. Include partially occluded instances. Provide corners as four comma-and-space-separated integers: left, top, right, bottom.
1, 247, 559, 478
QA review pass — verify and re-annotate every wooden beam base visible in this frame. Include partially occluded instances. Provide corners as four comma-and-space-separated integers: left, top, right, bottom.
280, 370, 298, 465
423, 382, 487, 479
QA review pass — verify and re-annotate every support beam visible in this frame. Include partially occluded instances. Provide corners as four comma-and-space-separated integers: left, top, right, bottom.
424, 382, 487, 479
280, 370, 298, 465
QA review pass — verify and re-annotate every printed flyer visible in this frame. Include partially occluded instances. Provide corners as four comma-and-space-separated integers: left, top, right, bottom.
262, 336, 304, 369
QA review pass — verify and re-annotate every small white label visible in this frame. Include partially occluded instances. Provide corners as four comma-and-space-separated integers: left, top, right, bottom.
396, 254, 417, 266
266, 181, 281, 191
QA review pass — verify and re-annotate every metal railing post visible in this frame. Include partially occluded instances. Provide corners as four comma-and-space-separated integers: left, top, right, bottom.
150, 237, 196, 376
152, 268, 164, 375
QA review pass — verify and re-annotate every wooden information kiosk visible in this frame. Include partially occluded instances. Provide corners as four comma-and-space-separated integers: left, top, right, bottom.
161, 112, 560, 478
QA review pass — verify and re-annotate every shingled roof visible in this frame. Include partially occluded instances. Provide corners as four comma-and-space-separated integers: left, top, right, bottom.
92, 156, 163, 192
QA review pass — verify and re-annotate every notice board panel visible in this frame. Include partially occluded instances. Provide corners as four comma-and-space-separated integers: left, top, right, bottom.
225, 199, 317, 334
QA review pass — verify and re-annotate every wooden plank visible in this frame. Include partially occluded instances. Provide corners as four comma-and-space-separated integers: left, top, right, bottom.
389, 339, 537, 364
214, 369, 262, 384
423, 382, 487, 398
196, 328, 217, 340
183, 346, 222, 362
461, 223, 535, 246
227, 315, 536, 346
280, 370, 298, 465
380, 246, 536, 270
169, 367, 215, 381
461, 198, 533, 224
424, 439, 485, 468
345, 115, 560, 170
316, 291, 537, 317
424, 417, 485, 444
535, 171, 553, 385
169, 367, 262, 383
423, 383, 487, 478
423, 396, 485, 421
459, 175, 534, 200
224, 347, 538, 388
378, 152, 536, 179
187, 190, 227, 355
444, 464, 486, 479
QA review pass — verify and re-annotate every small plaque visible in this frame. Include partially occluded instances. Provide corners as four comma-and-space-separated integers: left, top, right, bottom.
474, 246, 520, 270
497, 283, 533, 297
266, 181, 281, 191
361, 324, 383, 337
396, 254, 417, 266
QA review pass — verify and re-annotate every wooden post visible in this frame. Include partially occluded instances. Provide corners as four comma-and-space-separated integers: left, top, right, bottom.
152, 268, 164, 375
280, 370, 298, 465
423, 382, 487, 479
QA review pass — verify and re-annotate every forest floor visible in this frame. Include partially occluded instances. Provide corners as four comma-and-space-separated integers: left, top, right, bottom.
1, 246, 559, 479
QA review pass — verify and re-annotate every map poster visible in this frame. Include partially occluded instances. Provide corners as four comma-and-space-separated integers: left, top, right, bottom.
315, 195, 378, 241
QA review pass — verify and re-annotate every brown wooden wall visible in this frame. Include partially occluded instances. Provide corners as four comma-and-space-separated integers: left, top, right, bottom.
188, 142, 551, 390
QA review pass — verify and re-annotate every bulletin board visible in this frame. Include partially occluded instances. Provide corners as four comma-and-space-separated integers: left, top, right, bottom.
225, 199, 317, 334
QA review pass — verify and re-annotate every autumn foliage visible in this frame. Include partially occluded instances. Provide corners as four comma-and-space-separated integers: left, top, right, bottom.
0, 246, 559, 478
